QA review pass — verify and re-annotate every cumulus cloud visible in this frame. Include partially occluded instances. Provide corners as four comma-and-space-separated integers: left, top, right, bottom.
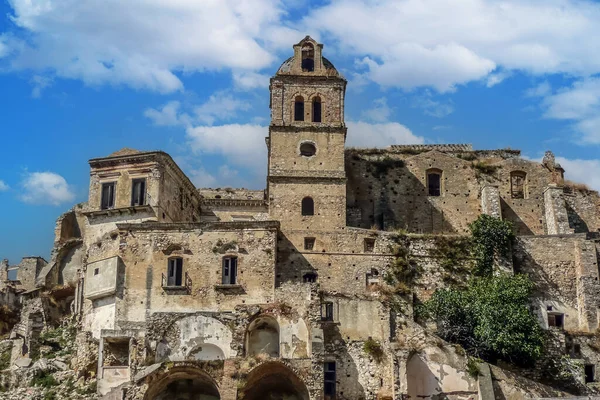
556, 157, 600, 192
3, 0, 287, 92
361, 98, 392, 122
232, 72, 270, 90
411, 93, 454, 118
20, 172, 75, 205
524, 81, 552, 98
540, 78, 600, 143
346, 121, 426, 148
194, 92, 251, 125
0, 180, 9, 191
144, 101, 186, 127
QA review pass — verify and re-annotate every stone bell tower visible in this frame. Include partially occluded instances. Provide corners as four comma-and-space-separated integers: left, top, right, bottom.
267, 36, 347, 231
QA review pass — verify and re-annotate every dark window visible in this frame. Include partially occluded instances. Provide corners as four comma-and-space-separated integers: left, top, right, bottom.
101, 182, 116, 210
303, 272, 317, 283
321, 302, 334, 321
301, 43, 315, 72
222, 256, 238, 285
94, 268, 100, 276
294, 96, 304, 121
427, 172, 441, 197
324, 361, 336, 397
304, 237, 315, 250
585, 364, 595, 383
131, 178, 146, 206
511, 172, 526, 199
301, 197, 314, 216
167, 258, 183, 287
312, 97, 322, 122
300, 142, 316, 157
548, 313, 564, 329
364, 238, 375, 253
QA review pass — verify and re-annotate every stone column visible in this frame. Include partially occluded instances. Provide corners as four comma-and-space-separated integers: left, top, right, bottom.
543, 184, 573, 235
480, 185, 502, 219
575, 239, 600, 332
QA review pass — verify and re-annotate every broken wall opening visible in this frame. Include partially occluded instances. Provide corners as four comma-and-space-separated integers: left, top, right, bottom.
246, 315, 280, 357
241, 361, 309, 400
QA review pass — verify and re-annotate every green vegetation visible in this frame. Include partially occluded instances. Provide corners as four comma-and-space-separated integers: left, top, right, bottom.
419, 273, 544, 367
0, 342, 13, 370
31, 370, 58, 388
369, 157, 405, 178
363, 338, 384, 362
469, 215, 514, 276
384, 235, 421, 296
431, 236, 474, 284
471, 161, 501, 177
457, 153, 478, 161
466, 357, 481, 378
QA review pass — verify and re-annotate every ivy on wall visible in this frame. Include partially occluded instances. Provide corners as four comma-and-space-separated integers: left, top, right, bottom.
469, 214, 514, 276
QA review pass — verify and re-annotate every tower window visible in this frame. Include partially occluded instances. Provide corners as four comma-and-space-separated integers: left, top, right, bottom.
301, 197, 314, 216
511, 171, 526, 199
312, 97, 322, 122
324, 362, 336, 398
427, 169, 442, 197
301, 43, 315, 72
167, 257, 183, 287
300, 142, 316, 157
131, 178, 146, 206
294, 96, 304, 121
101, 182, 116, 210
222, 256, 238, 285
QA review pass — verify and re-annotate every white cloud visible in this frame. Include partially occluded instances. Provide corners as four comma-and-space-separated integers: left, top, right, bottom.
144, 101, 187, 127
486, 70, 512, 88
524, 81, 551, 98
0, 180, 9, 191
541, 78, 600, 143
20, 172, 75, 205
556, 157, 600, 192
194, 92, 251, 125
3, 0, 286, 92
188, 167, 217, 188
233, 71, 270, 90
346, 121, 426, 148
361, 98, 392, 122
411, 93, 454, 118
30, 74, 53, 98
306, 0, 600, 91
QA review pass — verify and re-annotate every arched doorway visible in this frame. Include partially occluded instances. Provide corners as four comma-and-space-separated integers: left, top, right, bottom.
145, 367, 220, 400
241, 361, 309, 400
246, 315, 280, 357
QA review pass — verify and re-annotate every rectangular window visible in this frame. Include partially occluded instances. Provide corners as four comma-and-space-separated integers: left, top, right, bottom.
427, 173, 441, 197
364, 238, 375, 253
101, 182, 116, 210
131, 178, 146, 206
294, 100, 304, 122
548, 313, 564, 329
222, 257, 238, 285
321, 302, 334, 321
324, 362, 336, 398
167, 258, 183, 286
313, 100, 322, 123
511, 173, 526, 199
304, 237, 315, 251
585, 364, 595, 383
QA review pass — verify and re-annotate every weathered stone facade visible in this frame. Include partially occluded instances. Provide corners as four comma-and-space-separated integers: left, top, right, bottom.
1, 36, 600, 400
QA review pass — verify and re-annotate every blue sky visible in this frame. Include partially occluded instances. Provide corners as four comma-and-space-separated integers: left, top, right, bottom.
1, 0, 600, 263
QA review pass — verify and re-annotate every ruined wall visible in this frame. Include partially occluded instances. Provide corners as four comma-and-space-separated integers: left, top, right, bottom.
16, 257, 47, 290
564, 189, 600, 233
159, 163, 202, 223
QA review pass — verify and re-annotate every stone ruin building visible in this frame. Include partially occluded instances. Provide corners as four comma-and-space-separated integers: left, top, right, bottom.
1, 36, 600, 400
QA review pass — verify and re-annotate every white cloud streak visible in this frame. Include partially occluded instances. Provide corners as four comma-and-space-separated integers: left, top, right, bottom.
0, 180, 9, 191
20, 172, 75, 205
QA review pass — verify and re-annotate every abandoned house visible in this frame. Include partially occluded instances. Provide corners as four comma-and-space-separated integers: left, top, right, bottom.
1, 36, 600, 400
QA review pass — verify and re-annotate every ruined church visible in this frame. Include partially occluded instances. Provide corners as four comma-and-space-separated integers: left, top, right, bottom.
1, 36, 600, 400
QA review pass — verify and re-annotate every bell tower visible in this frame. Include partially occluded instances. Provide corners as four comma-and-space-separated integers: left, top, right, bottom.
267, 36, 347, 231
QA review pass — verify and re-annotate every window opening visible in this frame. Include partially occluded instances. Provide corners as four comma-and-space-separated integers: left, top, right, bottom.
321, 302, 334, 321
301, 43, 315, 72
94, 268, 100, 276
222, 256, 238, 285
304, 237, 315, 251
101, 182, 116, 210
364, 238, 375, 253
324, 361, 336, 397
585, 364, 595, 383
303, 272, 317, 283
427, 171, 441, 197
366, 268, 380, 287
312, 97, 322, 122
294, 96, 305, 121
131, 178, 146, 206
300, 142, 316, 157
167, 258, 183, 286
511, 171, 526, 199
548, 312, 564, 329
301, 197, 314, 216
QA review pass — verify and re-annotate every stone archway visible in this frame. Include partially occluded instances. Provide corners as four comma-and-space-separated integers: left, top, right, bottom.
246, 315, 280, 357
144, 366, 220, 400
241, 361, 309, 400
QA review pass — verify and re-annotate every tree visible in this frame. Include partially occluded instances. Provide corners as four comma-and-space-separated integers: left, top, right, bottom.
469, 214, 514, 276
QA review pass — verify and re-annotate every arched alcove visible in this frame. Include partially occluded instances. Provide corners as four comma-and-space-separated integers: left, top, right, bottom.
189, 343, 225, 361
145, 367, 220, 400
241, 361, 310, 400
246, 315, 280, 357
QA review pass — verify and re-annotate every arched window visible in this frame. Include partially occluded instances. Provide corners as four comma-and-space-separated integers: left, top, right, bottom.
301, 43, 315, 72
511, 171, 527, 199
300, 142, 316, 157
294, 96, 304, 122
301, 197, 314, 216
246, 316, 280, 357
426, 169, 442, 196
312, 96, 322, 122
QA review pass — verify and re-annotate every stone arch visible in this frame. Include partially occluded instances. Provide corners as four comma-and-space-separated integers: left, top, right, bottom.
246, 315, 280, 357
144, 365, 220, 400
241, 361, 310, 400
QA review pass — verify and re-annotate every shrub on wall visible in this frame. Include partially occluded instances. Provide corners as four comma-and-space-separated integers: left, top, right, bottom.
469, 215, 514, 276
